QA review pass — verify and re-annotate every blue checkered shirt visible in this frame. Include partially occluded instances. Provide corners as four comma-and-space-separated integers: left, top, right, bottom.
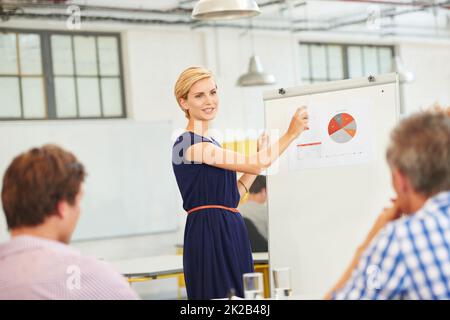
334, 191, 450, 299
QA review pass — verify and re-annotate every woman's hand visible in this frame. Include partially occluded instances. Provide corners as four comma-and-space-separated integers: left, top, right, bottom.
257, 132, 269, 152
287, 107, 309, 139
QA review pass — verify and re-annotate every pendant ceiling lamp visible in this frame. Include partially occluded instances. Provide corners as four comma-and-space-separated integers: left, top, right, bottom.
237, 20, 275, 87
192, 0, 261, 21
237, 55, 276, 86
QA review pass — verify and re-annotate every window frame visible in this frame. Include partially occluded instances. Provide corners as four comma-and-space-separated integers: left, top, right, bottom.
298, 41, 394, 84
0, 28, 127, 121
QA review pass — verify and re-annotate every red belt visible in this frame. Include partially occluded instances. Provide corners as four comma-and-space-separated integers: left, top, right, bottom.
187, 205, 239, 215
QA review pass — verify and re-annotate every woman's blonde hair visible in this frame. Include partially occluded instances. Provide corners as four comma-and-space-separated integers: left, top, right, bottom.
174, 66, 213, 118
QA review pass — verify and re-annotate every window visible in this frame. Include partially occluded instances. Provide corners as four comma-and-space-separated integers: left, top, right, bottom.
299, 42, 394, 84
0, 29, 125, 120
0, 32, 46, 119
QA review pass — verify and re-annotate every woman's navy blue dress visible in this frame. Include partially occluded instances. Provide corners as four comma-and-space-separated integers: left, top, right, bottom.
172, 131, 254, 300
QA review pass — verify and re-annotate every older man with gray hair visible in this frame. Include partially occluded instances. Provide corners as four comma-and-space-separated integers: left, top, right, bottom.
327, 109, 450, 299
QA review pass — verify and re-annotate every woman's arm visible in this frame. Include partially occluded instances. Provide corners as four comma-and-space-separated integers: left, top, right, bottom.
185, 107, 309, 175
236, 132, 270, 198
237, 174, 257, 198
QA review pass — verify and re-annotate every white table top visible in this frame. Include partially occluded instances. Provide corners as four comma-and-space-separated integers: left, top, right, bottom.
110, 252, 268, 278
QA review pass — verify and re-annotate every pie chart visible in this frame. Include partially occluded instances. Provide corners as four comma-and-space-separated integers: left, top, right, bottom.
328, 113, 357, 143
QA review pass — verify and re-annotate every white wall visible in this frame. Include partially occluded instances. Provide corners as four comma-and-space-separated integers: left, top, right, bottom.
0, 19, 449, 299
399, 41, 450, 114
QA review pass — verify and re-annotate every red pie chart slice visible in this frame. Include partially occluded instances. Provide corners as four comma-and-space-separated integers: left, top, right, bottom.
328, 118, 341, 135
341, 113, 355, 127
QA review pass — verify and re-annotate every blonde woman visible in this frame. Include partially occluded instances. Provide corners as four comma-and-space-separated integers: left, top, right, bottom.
172, 66, 308, 299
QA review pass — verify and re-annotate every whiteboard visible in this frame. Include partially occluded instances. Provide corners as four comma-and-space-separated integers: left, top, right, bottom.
0, 120, 178, 241
264, 73, 400, 298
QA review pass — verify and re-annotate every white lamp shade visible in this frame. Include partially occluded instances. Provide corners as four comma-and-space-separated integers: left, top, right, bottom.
192, 0, 261, 21
237, 55, 276, 86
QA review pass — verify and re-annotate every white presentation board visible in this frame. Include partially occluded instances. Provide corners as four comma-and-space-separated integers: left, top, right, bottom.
0, 120, 178, 241
264, 73, 400, 298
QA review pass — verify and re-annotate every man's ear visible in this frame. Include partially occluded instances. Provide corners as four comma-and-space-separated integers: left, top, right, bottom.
55, 200, 68, 219
393, 168, 411, 194
260, 187, 267, 200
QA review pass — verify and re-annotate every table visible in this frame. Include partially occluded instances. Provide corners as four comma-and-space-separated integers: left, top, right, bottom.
110, 252, 269, 298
